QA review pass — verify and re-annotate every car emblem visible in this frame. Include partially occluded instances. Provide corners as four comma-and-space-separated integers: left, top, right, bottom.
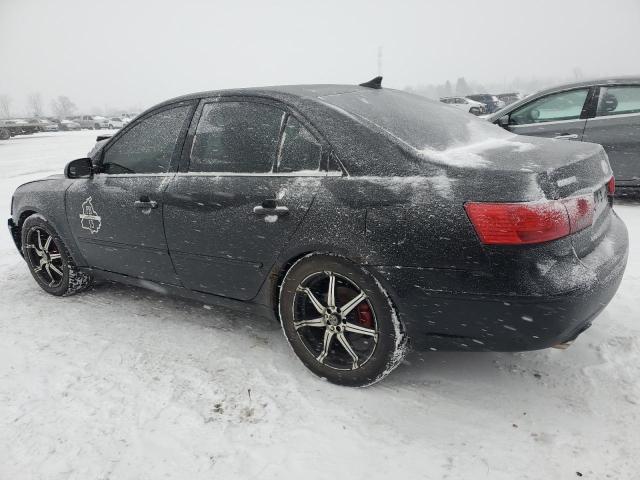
79, 196, 102, 234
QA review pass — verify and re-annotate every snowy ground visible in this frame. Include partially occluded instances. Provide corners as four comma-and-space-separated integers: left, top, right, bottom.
0, 131, 638, 479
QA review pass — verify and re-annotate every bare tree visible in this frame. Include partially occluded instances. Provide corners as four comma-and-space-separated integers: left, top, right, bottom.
0, 95, 11, 119
51, 96, 77, 118
27, 93, 44, 117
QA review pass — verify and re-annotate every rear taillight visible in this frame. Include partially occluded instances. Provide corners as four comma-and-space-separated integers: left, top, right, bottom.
465, 196, 594, 245
562, 196, 594, 233
607, 176, 615, 195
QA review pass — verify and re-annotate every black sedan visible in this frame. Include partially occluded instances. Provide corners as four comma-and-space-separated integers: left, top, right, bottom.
8, 77, 629, 386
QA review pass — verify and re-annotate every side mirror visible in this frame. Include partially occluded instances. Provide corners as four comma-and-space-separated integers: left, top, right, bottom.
497, 115, 510, 128
65, 158, 94, 179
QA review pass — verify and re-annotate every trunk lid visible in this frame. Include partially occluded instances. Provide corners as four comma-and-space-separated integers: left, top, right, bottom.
416, 134, 613, 256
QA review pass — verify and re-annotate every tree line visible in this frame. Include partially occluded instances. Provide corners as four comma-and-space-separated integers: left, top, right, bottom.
0, 93, 77, 119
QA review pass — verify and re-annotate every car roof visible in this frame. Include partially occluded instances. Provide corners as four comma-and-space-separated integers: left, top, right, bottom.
151, 84, 374, 112
528, 76, 640, 97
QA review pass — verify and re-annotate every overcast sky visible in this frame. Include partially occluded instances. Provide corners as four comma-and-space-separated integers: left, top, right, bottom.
1, 0, 639, 114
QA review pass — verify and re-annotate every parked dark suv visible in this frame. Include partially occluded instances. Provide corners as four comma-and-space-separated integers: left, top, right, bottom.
8, 78, 628, 386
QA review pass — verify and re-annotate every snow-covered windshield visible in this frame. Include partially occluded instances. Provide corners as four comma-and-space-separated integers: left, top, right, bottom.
320, 88, 510, 152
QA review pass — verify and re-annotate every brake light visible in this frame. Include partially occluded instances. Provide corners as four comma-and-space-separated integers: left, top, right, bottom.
607, 176, 615, 195
562, 196, 594, 233
465, 196, 594, 245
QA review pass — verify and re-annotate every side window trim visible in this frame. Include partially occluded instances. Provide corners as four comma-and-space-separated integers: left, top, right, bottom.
272, 111, 290, 173
98, 100, 197, 175
582, 86, 599, 119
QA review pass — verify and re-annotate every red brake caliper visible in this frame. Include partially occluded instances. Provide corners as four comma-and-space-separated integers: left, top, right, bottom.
357, 303, 373, 328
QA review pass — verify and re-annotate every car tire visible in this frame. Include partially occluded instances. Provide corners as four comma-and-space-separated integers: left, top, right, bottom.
21, 214, 93, 296
0, 128, 9, 140
469, 107, 481, 115
279, 253, 407, 387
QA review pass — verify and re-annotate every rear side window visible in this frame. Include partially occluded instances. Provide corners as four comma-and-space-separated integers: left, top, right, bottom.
190, 101, 284, 173
276, 116, 321, 173
509, 89, 588, 125
102, 105, 191, 174
596, 86, 640, 116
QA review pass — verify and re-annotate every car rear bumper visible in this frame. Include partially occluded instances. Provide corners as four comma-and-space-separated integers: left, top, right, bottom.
371, 212, 629, 352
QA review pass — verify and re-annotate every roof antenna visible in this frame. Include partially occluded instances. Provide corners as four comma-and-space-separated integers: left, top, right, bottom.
359, 76, 383, 89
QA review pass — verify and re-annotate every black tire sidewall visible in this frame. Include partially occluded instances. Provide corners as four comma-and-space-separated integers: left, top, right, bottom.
279, 254, 404, 387
21, 215, 74, 296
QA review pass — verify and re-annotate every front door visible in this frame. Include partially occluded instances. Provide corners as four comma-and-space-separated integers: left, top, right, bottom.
164, 98, 324, 300
65, 102, 194, 283
502, 87, 591, 141
582, 85, 640, 183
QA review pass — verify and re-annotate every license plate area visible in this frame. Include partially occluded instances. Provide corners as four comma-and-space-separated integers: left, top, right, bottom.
593, 184, 608, 221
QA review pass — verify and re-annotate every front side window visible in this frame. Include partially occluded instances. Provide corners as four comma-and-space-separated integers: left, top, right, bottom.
510, 89, 588, 125
190, 101, 284, 173
276, 116, 321, 173
101, 105, 191, 174
596, 85, 640, 116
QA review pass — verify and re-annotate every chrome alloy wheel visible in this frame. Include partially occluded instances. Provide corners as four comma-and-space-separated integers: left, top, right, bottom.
25, 227, 65, 288
293, 271, 378, 370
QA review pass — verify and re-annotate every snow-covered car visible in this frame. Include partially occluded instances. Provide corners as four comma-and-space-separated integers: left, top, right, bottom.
7, 77, 629, 387
108, 117, 124, 129
0, 118, 40, 135
72, 115, 110, 129
55, 119, 81, 131
28, 118, 59, 132
440, 96, 486, 115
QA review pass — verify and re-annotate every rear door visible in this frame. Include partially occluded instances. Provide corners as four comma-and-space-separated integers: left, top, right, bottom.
582, 84, 640, 183
65, 102, 195, 283
163, 97, 324, 300
503, 87, 591, 140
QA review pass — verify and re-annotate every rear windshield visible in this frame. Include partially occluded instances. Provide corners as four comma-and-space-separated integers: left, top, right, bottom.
320, 89, 508, 152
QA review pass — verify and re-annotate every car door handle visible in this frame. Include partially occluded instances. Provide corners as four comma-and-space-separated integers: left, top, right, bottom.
134, 199, 158, 209
554, 133, 579, 140
253, 205, 289, 216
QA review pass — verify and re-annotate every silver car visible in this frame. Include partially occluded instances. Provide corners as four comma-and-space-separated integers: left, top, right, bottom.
487, 77, 640, 194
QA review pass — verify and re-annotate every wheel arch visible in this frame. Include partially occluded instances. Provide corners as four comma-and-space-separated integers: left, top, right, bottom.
9, 209, 37, 255
265, 247, 403, 329
13, 204, 87, 267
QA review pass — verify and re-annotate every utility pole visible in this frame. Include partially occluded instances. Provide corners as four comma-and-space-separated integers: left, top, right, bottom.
377, 46, 383, 76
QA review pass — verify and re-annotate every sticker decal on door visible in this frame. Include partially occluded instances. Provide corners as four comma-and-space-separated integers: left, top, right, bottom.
79, 196, 102, 234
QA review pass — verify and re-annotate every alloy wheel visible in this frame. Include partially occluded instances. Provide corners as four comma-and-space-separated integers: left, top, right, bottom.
25, 227, 65, 288
293, 271, 378, 370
